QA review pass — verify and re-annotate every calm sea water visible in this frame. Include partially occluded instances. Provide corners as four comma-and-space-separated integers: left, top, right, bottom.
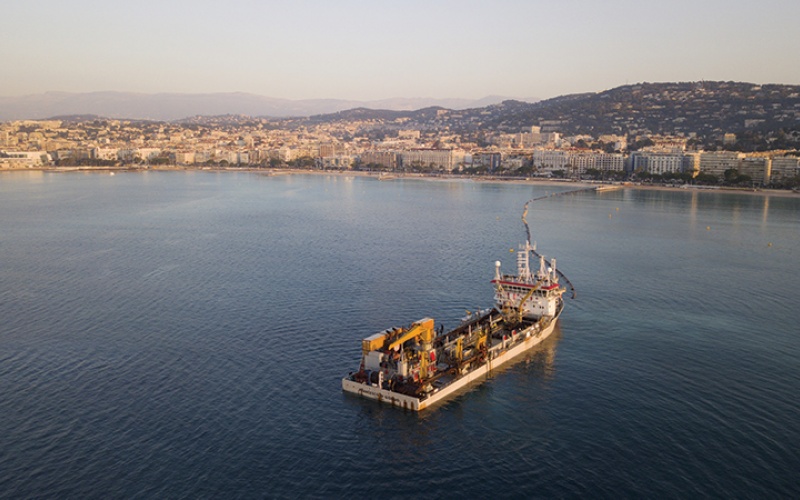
1, 171, 798, 498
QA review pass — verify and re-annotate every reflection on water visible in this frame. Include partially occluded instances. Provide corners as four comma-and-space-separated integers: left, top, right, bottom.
527, 323, 561, 381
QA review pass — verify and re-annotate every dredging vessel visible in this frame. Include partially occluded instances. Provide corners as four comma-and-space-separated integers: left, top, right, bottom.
342, 238, 568, 411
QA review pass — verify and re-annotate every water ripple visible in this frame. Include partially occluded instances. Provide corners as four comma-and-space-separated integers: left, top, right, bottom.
1, 173, 799, 498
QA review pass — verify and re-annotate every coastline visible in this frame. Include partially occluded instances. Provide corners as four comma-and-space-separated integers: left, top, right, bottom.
2, 165, 798, 197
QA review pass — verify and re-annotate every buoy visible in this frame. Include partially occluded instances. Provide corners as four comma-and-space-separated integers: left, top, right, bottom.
616, 207, 619, 211
706, 226, 711, 231
768, 242, 773, 247
509, 248, 514, 252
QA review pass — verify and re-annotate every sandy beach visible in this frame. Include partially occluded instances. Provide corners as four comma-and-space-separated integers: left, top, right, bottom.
2, 164, 798, 198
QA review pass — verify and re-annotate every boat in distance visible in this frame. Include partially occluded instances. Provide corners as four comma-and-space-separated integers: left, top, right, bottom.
342, 241, 566, 411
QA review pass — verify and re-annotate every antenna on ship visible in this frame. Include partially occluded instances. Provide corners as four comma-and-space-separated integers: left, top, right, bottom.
520, 190, 587, 299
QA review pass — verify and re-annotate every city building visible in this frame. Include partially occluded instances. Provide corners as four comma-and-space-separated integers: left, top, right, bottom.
739, 156, 770, 185
92, 148, 118, 161
630, 151, 685, 175
0, 150, 51, 167
699, 151, 744, 178
359, 151, 399, 170
532, 149, 569, 173
400, 149, 460, 171
320, 154, 355, 169
770, 156, 800, 184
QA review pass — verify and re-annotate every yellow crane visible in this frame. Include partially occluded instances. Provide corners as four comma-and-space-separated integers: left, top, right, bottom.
387, 318, 434, 351
496, 281, 541, 326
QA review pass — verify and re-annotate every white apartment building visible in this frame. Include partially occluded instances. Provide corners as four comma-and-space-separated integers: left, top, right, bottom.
589, 152, 625, 172
92, 148, 118, 161
630, 151, 685, 175
770, 156, 800, 183
532, 149, 569, 172
138, 148, 162, 161
118, 148, 163, 162
699, 151, 745, 177
400, 149, 462, 171
531, 149, 623, 175
172, 151, 195, 164
0, 150, 51, 167
567, 151, 625, 174
320, 154, 355, 169
566, 152, 595, 174
359, 151, 399, 170
739, 157, 770, 185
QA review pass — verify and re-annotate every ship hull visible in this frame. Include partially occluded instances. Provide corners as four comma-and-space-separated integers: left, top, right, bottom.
342, 312, 560, 411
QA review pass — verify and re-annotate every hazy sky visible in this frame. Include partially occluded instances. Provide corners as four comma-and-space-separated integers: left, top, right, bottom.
3, 0, 799, 100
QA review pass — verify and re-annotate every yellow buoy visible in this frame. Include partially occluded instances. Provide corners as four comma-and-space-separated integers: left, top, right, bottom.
706, 226, 711, 231
509, 248, 514, 253
616, 207, 619, 211
768, 242, 773, 247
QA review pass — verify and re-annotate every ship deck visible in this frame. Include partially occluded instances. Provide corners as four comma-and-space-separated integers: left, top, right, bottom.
343, 305, 562, 411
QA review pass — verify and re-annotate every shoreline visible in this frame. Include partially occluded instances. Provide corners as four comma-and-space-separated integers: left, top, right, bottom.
2, 165, 798, 197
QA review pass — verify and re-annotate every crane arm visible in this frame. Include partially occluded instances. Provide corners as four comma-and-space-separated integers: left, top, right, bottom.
387, 318, 435, 351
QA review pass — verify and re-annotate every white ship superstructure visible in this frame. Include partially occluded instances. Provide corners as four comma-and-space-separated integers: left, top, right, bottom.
491, 241, 563, 321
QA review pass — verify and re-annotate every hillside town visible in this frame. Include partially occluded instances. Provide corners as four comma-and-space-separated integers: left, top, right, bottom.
3, 114, 799, 190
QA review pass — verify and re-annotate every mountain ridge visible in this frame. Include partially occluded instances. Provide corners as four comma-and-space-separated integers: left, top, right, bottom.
0, 91, 533, 121
4, 82, 799, 150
